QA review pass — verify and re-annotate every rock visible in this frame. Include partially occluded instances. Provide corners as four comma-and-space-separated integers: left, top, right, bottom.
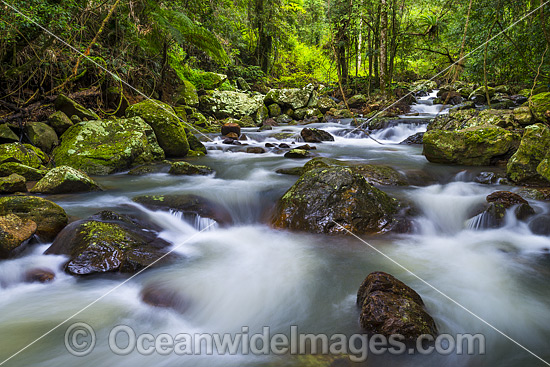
254, 105, 269, 125
300, 128, 335, 143
272, 167, 398, 234
141, 283, 189, 312
169, 161, 213, 175
45, 211, 172, 275
0, 214, 37, 258
261, 118, 278, 129
105, 86, 129, 116
246, 147, 266, 154
400, 132, 424, 145
225, 132, 239, 140
293, 107, 323, 121
70, 115, 81, 124
191, 72, 227, 90
25, 122, 59, 153
276, 114, 293, 124
347, 94, 367, 108
52, 117, 165, 175
264, 85, 314, 110
276, 167, 304, 176
529, 92, 550, 122
438, 91, 462, 105
54, 94, 99, 121
284, 149, 310, 159
469, 86, 495, 104
423, 126, 521, 165
451, 101, 476, 111
494, 85, 511, 94
0, 173, 27, 193
268, 103, 282, 117
0, 143, 47, 168
126, 100, 189, 157
487, 191, 530, 208
356, 272, 438, 340
294, 144, 316, 150
30, 166, 102, 194
427, 109, 477, 131
221, 121, 241, 136
25, 268, 55, 283
127, 162, 171, 175
529, 215, 550, 236
236, 77, 251, 91
333, 109, 354, 119
0, 162, 47, 181
199, 91, 264, 119
474, 171, 507, 185
469, 191, 534, 229
186, 133, 207, 156
507, 124, 550, 184
513, 106, 534, 125
411, 80, 437, 92
0, 196, 68, 241
279, 143, 291, 148
175, 80, 199, 107
316, 96, 338, 113
47, 111, 74, 136
238, 115, 256, 128
0, 124, 18, 143
350, 164, 408, 186
133, 194, 232, 225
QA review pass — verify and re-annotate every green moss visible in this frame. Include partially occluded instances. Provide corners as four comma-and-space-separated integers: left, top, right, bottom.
529, 92, 550, 122
0, 143, 47, 168
507, 123, 550, 183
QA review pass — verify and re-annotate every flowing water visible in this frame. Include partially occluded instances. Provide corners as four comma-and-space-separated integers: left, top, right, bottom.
1, 97, 550, 367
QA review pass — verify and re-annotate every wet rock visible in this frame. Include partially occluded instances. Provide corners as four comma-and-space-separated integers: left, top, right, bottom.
300, 128, 335, 143
30, 166, 102, 194
45, 211, 173, 275
284, 149, 310, 159
474, 171, 507, 185
529, 92, 550, 122
0, 124, 18, 143
276, 166, 304, 176
221, 121, 241, 136
294, 144, 316, 150
400, 132, 424, 145
507, 123, 550, 184
350, 164, 408, 186
279, 143, 291, 149
357, 272, 438, 340
0, 162, 47, 181
141, 283, 189, 313
265, 143, 276, 148
225, 132, 239, 140
272, 167, 398, 234
25, 268, 55, 283
223, 138, 241, 145
54, 94, 99, 121
0, 173, 27, 193
0, 214, 37, 258
47, 111, 73, 136
169, 161, 213, 176
127, 162, 171, 175
437, 90, 462, 105
0, 143, 47, 168
133, 194, 232, 225
487, 191, 531, 208
25, 122, 58, 153
52, 117, 165, 175
469, 86, 495, 105
185, 132, 207, 156
246, 147, 266, 154
126, 100, 189, 157
529, 215, 550, 236
469, 191, 535, 229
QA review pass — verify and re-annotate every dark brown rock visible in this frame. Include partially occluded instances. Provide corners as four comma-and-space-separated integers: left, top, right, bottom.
141, 283, 189, 313
25, 268, 55, 283
300, 128, 335, 143
246, 147, 266, 154
0, 214, 37, 258
221, 123, 241, 137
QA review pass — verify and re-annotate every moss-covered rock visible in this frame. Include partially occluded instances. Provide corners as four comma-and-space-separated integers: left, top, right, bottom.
54, 94, 99, 121
199, 91, 265, 119
175, 80, 199, 107
0, 173, 27, 193
507, 124, 550, 183
268, 103, 282, 117
357, 271, 438, 340
0, 124, 18, 143
300, 128, 334, 143
284, 149, 310, 159
126, 100, 189, 157
0, 196, 68, 241
189, 72, 227, 90
315, 96, 338, 113
30, 166, 102, 194
0, 143, 47, 168
255, 105, 269, 125
529, 92, 550, 122
127, 162, 171, 175
513, 106, 534, 125
347, 94, 367, 108
185, 132, 207, 155
469, 86, 495, 104
0, 214, 37, 258
293, 107, 323, 121
52, 117, 164, 175
169, 161, 213, 175
272, 167, 399, 234
264, 85, 314, 110
0, 162, 47, 181
47, 111, 73, 136
411, 79, 437, 92
25, 122, 59, 153
44, 211, 172, 275
423, 126, 521, 165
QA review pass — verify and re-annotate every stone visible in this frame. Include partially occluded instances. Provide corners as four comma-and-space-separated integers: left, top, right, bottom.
30, 166, 102, 194
507, 124, 550, 184
186, 133, 207, 155
175, 80, 199, 107
0, 143, 47, 168
199, 91, 264, 119
264, 85, 314, 110
347, 94, 367, 108
141, 283, 189, 313
513, 106, 534, 125
0, 214, 37, 258
0, 173, 27, 193
316, 96, 338, 113
25, 122, 58, 153
25, 268, 55, 283
169, 161, 213, 175
127, 162, 171, 175
300, 128, 335, 143
54, 94, 99, 121
0, 124, 18, 143
246, 147, 266, 154
529, 92, 550, 122
221, 121, 241, 136
47, 111, 73, 136
284, 149, 310, 159
191, 72, 227, 90
0, 162, 47, 181
268, 103, 282, 117
236, 77, 251, 91
293, 107, 323, 121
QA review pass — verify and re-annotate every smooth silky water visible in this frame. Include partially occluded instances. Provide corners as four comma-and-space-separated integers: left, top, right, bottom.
1, 99, 549, 367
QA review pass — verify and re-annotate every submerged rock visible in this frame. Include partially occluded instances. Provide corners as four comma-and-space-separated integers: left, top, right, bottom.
0, 173, 27, 193
400, 132, 424, 145
300, 128, 335, 143
0, 214, 37, 258
0, 196, 68, 241
25, 268, 55, 283
272, 167, 398, 234
30, 166, 102, 194
127, 162, 171, 175
169, 161, 213, 176
45, 211, 173, 275
357, 272, 438, 340
141, 283, 189, 313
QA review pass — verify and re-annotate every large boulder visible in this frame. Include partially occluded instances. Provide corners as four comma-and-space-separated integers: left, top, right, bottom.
316, 96, 338, 113
529, 92, 550, 122
52, 117, 164, 175
54, 94, 99, 121
47, 111, 73, 136
0, 173, 27, 193
411, 80, 437, 92
44, 211, 172, 275
174, 80, 199, 107
190, 72, 227, 90
513, 106, 534, 125
126, 100, 189, 157
423, 126, 521, 165
347, 94, 367, 108
264, 85, 314, 110
300, 128, 335, 143
30, 166, 102, 194
507, 124, 550, 184
199, 91, 264, 119
0, 143, 47, 168
272, 167, 399, 234
0, 214, 37, 258
0, 196, 68, 241
25, 122, 59, 153
357, 272, 438, 340
428, 108, 516, 132
0, 124, 18, 143
0, 162, 47, 181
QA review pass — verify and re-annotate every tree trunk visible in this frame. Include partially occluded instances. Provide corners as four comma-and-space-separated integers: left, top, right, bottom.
379, 0, 388, 94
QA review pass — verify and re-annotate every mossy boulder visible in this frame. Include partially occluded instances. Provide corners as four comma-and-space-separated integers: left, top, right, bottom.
264, 85, 314, 110
0, 214, 37, 258
0, 162, 47, 181
199, 91, 264, 119
293, 107, 323, 121
0, 143, 47, 168
284, 149, 311, 159
513, 106, 534, 125
268, 103, 282, 117
347, 94, 367, 108
126, 100, 189, 157
0, 124, 18, 143
423, 126, 521, 165
127, 162, 171, 175
357, 272, 438, 340
427, 108, 478, 131
255, 105, 269, 125
25, 122, 58, 153
315, 96, 338, 113
53, 117, 164, 175
0, 196, 68, 241
272, 167, 399, 234
300, 128, 334, 143
175, 80, 199, 107
468, 191, 534, 229
185, 132, 207, 155
507, 124, 550, 183
529, 92, 550, 122
47, 111, 73, 136
44, 211, 172, 275
30, 166, 102, 194
169, 161, 213, 175
190, 72, 227, 90
54, 94, 99, 121
411, 80, 437, 92
0, 173, 27, 193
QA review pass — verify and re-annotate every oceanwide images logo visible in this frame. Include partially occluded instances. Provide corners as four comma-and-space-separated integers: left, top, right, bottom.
65, 323, 486, 361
